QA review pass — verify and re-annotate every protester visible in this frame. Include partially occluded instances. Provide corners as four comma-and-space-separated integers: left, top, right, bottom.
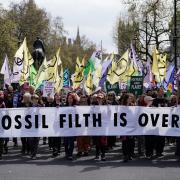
91, 94, 107, 161
64, 93, 76, 160
76, 95, 91, 157
120, 93, 135, 162
29, 94, 40, 159
19, 92, 32, 155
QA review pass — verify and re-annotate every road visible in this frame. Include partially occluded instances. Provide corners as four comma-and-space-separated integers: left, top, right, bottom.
0, 140, 180, 180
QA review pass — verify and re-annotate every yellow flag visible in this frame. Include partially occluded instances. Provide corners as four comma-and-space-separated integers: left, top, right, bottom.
72, 57, 85, 89
84, 69, 93, 95
34, 57, 48, 89
19, 38, 34, 85
156, 54, 167, 83
152, 48, 167, 83
107, 50, 129, 84
94, 64, 102, 87
54, 65, 63, 93
152, 48, 159, 76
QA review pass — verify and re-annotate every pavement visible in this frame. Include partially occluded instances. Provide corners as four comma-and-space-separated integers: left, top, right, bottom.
0, 139, 180, 180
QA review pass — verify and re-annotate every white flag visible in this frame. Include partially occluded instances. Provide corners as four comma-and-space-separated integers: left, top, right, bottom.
0, 55, 12, 85
12, 38, 26, 83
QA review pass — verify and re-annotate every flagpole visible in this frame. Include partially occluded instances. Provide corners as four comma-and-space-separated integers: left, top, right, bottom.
101, 40, 103, 60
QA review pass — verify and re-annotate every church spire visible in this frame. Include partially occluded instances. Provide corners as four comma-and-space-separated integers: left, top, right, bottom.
75, 26, 81, 46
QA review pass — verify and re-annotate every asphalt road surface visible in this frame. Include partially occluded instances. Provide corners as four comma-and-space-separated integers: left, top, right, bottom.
0, 139, 180, 180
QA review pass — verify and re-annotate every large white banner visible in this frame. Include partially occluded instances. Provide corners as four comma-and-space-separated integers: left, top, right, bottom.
0, 106, 180, 137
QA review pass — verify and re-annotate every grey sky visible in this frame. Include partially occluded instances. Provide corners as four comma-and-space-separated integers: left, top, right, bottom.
1, 0, 127, 53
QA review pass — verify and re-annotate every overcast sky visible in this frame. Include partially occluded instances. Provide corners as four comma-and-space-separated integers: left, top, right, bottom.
1, 0, 127, 53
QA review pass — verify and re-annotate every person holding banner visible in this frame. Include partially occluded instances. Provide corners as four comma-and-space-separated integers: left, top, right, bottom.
45, 95, 60, 157
91, 94, 107, 161
76, 95, 91, 157
120, 93, 135, 162
29, 94, 41, 160
64, 93, 77, 160
53, 93, 62, 157
19, 92, 32, 155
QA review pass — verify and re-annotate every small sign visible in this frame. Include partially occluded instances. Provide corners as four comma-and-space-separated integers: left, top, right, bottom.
43, 81, 55, 97
129, 76, 143, 96
106, 81, 120, 95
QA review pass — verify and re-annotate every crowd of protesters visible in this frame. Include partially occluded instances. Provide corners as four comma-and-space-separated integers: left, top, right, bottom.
0, 83, 180, 162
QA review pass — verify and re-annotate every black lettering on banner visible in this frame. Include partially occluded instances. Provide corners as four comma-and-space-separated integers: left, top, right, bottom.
120, 113, 127, 127
114, 113, 117, 127
75, 114, 81, 127
139, 113, 148, 127
2, 115, 12, 130
35, 115, 39, 129
25, 115, 32, 129
162, 114, 169, 127
60, 114, 66, 128
15, 115, 22, 129
42, 115, 48, 128
83, 114, 90, 127
151, 114, 159, 127
68, 114, 73, 128
172, 114, 179, 128
93, 113, 102, 127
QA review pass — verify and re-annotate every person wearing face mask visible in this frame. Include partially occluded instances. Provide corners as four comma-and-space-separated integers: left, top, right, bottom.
0, 91, 6, 160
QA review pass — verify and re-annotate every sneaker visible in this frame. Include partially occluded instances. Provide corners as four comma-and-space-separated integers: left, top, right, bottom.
76, 152, 82, 157
31, 156, 37, 160
101, 157, 106, 161
83, 152, 89, 156
68, 156, 73, 160
94, 156, 100, 160
123, 159, 128, 163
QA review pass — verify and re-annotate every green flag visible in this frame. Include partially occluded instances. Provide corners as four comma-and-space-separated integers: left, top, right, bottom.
29, 65, 37, 87
84, 58, 95, 76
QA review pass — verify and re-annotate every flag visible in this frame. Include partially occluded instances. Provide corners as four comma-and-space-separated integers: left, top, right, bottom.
54, 65, 63, 93
29, 65, 37, 87
84, 69, 93, 95
0, 55, 12, 86
94, 65, 102, 87
152, 48, 167, 83
72, 57, 85, 89
12, 38, 26, 83
34, 57, 48, 89
19, 38, 34, 85
152, 48, 159, 76
107, 50, 129, 84
99, 56, 112, 88
130, 44, 143, 75
143, 59, 153, 88
63, 68, 70, 87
